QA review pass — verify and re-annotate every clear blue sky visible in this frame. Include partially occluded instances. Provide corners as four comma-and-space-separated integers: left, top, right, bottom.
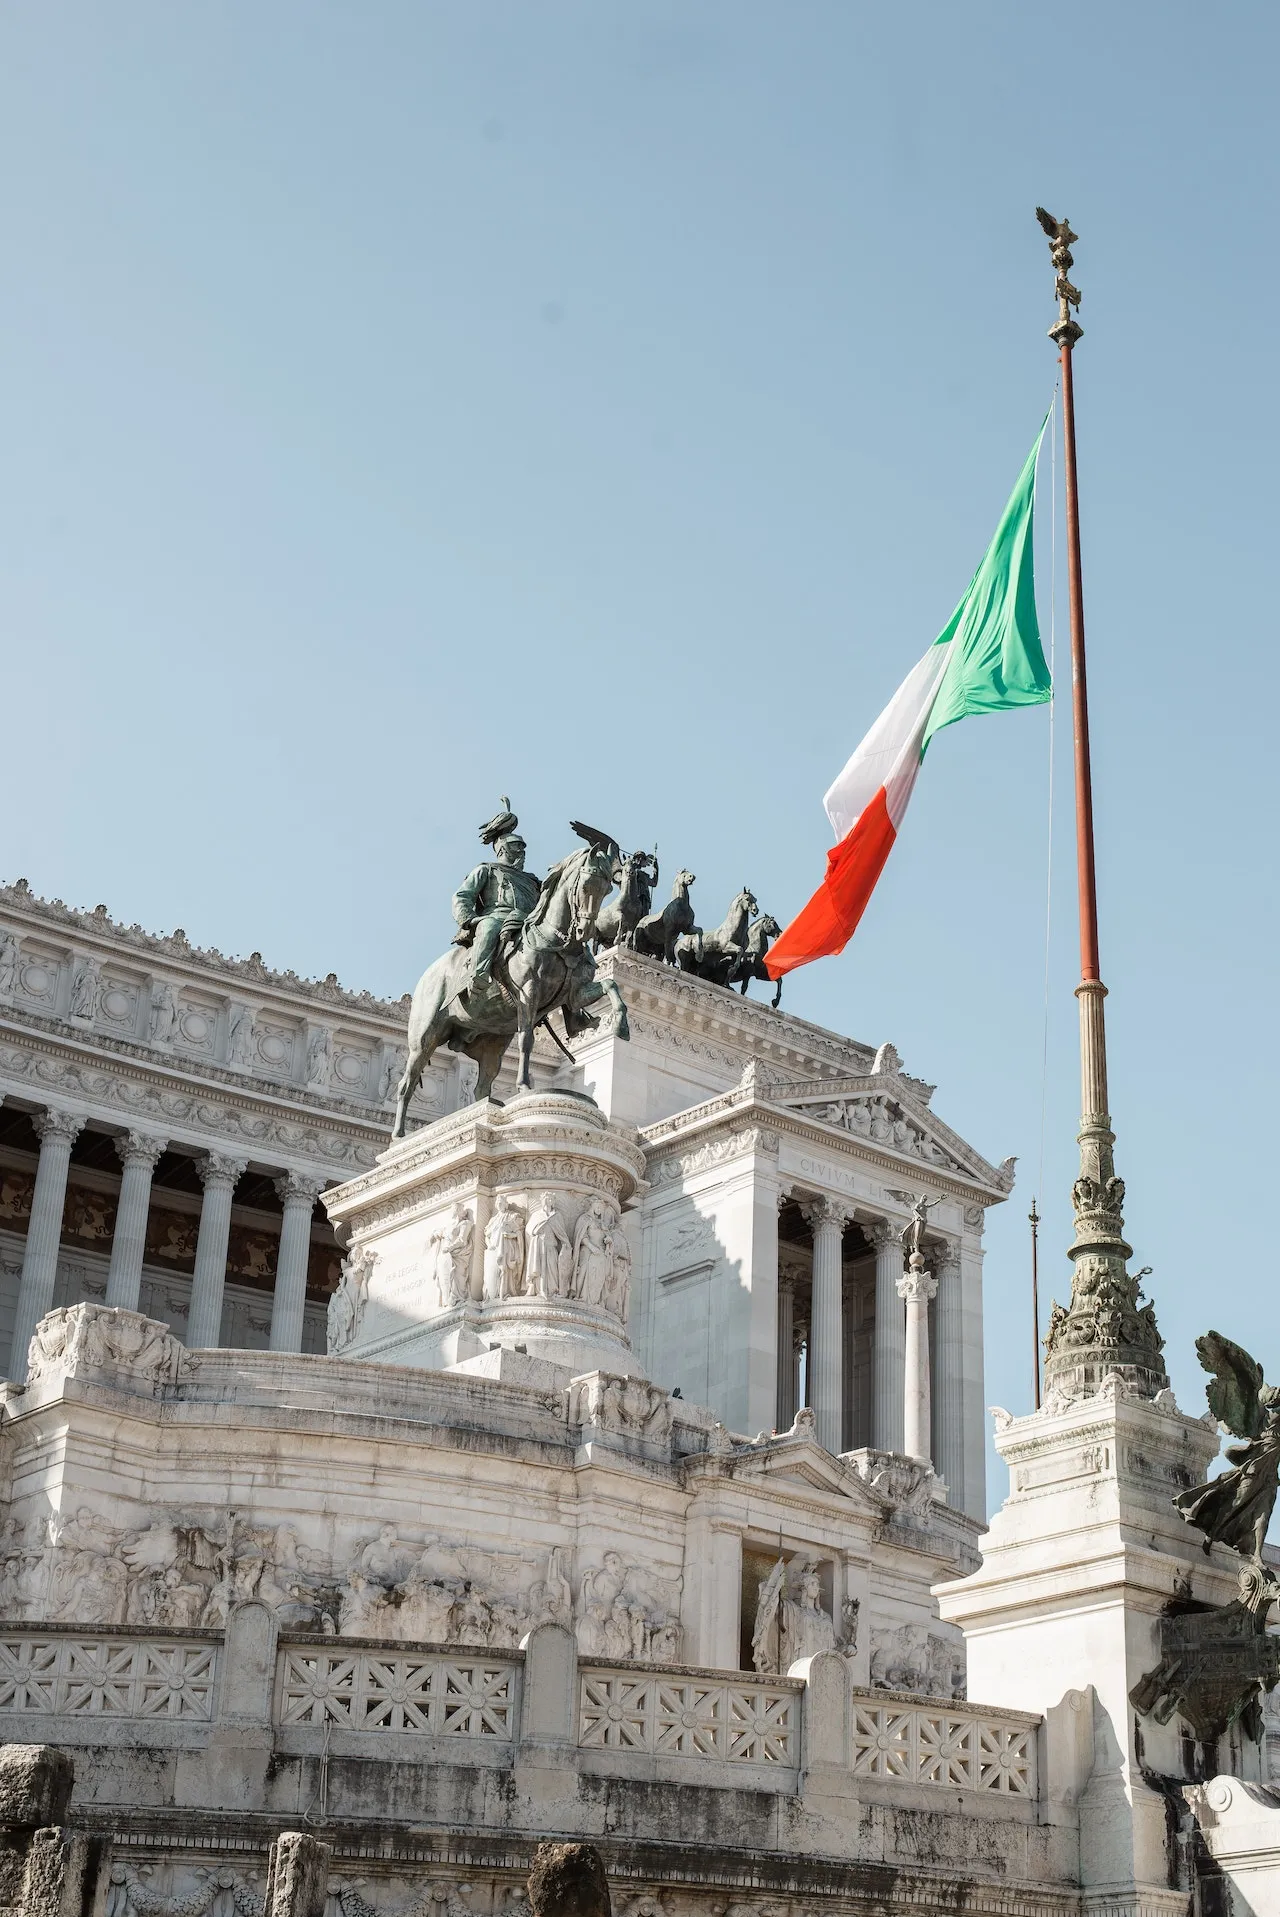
3, 4, 1276, 1509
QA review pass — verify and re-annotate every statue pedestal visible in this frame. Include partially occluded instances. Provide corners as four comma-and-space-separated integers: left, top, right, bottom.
937, 1378, 1247, 1909
322, 1091, 649, 1380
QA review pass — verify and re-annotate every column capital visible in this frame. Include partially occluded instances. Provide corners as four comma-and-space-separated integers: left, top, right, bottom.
114, 1130, 167, 1173
274, 1169, 327, 1208
197, 1152, 247, 1191
32, 1107, 85, 1148
897, 1266, 938, 1304
931, 1238, 961, 1278
800, 1194, 854, 1233
866, 1216, 899, 1253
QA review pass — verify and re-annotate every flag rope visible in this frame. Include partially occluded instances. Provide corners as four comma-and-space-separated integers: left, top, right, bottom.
1036, 383, 1061, 1214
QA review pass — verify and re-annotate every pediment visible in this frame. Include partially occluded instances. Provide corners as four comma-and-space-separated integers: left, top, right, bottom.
769, 1073, 1013, 1193
727, 1434, 888, 1514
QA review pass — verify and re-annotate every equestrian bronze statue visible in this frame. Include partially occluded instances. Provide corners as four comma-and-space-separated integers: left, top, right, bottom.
392, 809, 629, 1136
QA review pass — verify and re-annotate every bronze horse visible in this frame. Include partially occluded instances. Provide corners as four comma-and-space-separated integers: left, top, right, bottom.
592, 848, 658, 952
733, 913, 784, 1007
632, 869, 696, 966
393, 826, 629, 1134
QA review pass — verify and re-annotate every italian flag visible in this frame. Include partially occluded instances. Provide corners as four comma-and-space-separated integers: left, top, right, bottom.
765, 424, 1052, 980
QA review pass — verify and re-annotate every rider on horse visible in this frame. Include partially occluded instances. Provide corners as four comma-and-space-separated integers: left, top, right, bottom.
450, 800, 542, 996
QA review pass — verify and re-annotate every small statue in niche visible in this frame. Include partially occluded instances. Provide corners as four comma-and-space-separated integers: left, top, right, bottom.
306, 1026, 332, 1087
0, 929, 18, 1000
751, 1554, 838, 1674
227, 1002, 256, 1068
68, 956, 100, 1022
148, 981, 179, 1046
1175, 1331, 1280, 1563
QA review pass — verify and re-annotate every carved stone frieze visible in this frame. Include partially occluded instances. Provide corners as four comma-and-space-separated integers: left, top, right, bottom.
570, 1371, 672, 1441
648, 1126, 780, 1187
574, 1547, 683, 1664
0, 1035, 381, 1171
25, 1303, 189, 1392
869, 1621, 967, 1699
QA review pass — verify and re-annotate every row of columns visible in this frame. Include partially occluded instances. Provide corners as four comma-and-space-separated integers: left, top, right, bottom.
777, 1194, 967, 1493
2, 1096, 327, 1379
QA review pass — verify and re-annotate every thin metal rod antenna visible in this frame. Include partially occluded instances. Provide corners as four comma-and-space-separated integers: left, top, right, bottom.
1029, 1199, 1042, 1410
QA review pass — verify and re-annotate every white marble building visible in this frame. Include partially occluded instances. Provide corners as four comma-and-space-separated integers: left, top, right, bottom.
0, 883, 1010, 1524
5, 872, 1273, 1914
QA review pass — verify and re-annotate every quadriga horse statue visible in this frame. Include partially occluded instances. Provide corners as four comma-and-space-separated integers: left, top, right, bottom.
675, 887, 757, 988
592, 848, 658, 952
632, 868, 696, 965
392, 823, 629, 1136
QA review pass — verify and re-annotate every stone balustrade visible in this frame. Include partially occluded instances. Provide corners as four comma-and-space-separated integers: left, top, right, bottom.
0, 1629, 218, 1721
276, 1643, 518, 1738
578, 1663, 800, 1767
0, 1617, 1043, 1810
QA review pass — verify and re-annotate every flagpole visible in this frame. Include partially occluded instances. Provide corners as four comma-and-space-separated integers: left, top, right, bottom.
1034, 210, 1168, 1401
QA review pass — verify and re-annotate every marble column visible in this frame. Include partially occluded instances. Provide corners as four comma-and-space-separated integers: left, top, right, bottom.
187, 1154, 246, 1349
959, 1223, 988, 1523
841, 1274, 856, 1453
105, 1131, 167, 1312
775, 1274, 795, 1431
803, 1198, 850, 1455
869, 1218, 905, 1453
10, 1107, 85, 1378
932, 1240, 965, 1505
270, 1172, 326, 1353
898, 1257, 939, 1464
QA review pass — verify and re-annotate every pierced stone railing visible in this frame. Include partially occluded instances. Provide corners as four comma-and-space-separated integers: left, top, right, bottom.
849, 1692, 1037, 1796
0, 1632, 217, 1721
275, 1644, 518, 1738
578, 1664, 800, 1766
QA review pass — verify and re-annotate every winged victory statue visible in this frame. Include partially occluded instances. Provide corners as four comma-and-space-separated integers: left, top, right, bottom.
1174, 1331, 1280, 1564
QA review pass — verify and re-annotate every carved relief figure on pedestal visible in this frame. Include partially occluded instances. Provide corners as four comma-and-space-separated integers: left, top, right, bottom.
430, 1205, 475, 1307
572, 1198, 613, 1308
327, 1246, 375, 1354
604, 1211, 631, 1322
483, 1195, 527, 1301
525, 1193, 573, 1301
